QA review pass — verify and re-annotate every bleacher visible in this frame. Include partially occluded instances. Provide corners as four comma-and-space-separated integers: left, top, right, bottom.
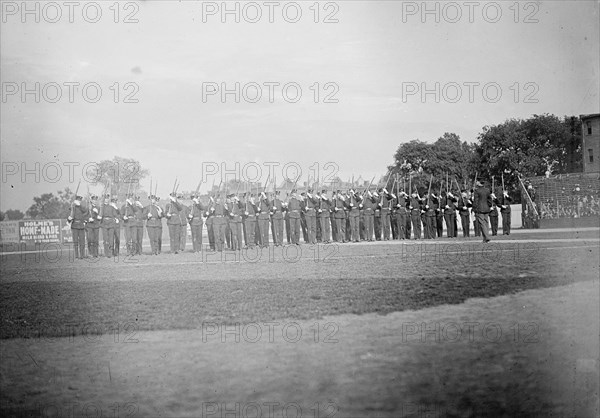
529, 172, 600, 206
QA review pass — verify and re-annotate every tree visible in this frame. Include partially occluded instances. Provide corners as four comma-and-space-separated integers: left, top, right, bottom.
390, 134, 478, 193
4, 209, 24, 220
475, 114, 581, 198
91, 156, 149, 201
26, 188, 74, 219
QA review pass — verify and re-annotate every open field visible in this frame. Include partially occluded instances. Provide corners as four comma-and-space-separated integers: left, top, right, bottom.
1, 229, 599, 417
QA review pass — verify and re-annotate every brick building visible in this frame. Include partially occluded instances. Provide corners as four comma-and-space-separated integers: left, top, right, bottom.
581, 113, 600, 173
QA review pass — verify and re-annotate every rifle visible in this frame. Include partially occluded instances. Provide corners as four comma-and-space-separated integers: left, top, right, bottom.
517, 173, 539, 217
263, 171, 271, 194
454, 178, 462, 195
149, 178, 153, 200
427, 174, 433, 207
245, 182, 249, 213
362, 175, 376, 197
168, 178, 177, 216
154, 182, 158, 198
446, 172, 449, 194
409, 173, 412, 195
492, 176, 495, 195
287, 174, 300, 203
70, 180, 81, 218
501, 173, 505, 194
99, 181, 109, 218
306, 174, 309, 195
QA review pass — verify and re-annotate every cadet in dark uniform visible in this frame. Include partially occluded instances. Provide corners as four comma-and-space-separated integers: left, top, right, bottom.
155, 196, 163, 254
271, 191, 284, 246
144, 195, 163, 255
347, 189, 362, 242
188, 194, 205, 252
362, 189, 376, 241
99, 196, 121, 257
457, 190, 472, 237
121, 194, 136, 256
257, 192, 271, 248
68, 195, 88, 259
206, 195, 215, 251
284, 193, 291, 244
379, 188, 394, 240
244, 193, 258, 249
441, 191, 457, 238
99, 194, 110, 256
132, 196, 145, 255
304, 189, 319, 244
178, 196, 189, 252
318, 190, 332, 244
165, 192, 183, 254
473, 180, 492, 243
211, 194, 227, 252
333, 191, 347, 243
394, 191, 409, 240
489, 190, 499, 236
496, 190, 512, 235
344, 192, 352, 242
423, 193, 436, 239
287, 189, 302, 245
373, 189, 381, 241
228, 193, 244, 251
434, 193, 444, 238
86, 195, 101, 257
409, 192, 422, 239
300, 204, 309, 244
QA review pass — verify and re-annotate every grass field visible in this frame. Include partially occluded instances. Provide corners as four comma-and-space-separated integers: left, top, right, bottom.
1, 229, 599, 417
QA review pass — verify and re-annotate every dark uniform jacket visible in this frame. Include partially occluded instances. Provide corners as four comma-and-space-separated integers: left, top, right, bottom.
473, 187, 493, 214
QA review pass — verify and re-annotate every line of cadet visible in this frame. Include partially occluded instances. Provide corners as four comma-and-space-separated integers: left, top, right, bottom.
67, 183, 512, 258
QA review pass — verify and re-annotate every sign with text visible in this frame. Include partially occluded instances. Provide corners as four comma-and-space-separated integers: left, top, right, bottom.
18, 220, 62, 243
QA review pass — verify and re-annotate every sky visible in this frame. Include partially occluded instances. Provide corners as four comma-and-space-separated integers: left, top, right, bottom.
1, 0, 599, 211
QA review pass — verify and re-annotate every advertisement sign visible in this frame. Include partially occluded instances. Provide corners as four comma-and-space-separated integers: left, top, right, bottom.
18, 220, 62, 243
0, 221, 20, 243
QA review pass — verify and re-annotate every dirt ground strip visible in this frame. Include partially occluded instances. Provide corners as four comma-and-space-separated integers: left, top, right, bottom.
1, 230, 599, 417
1, 280, 598, 417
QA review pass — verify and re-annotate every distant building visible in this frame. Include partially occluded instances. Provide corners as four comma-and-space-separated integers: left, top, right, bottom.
581, 113, 600, 173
